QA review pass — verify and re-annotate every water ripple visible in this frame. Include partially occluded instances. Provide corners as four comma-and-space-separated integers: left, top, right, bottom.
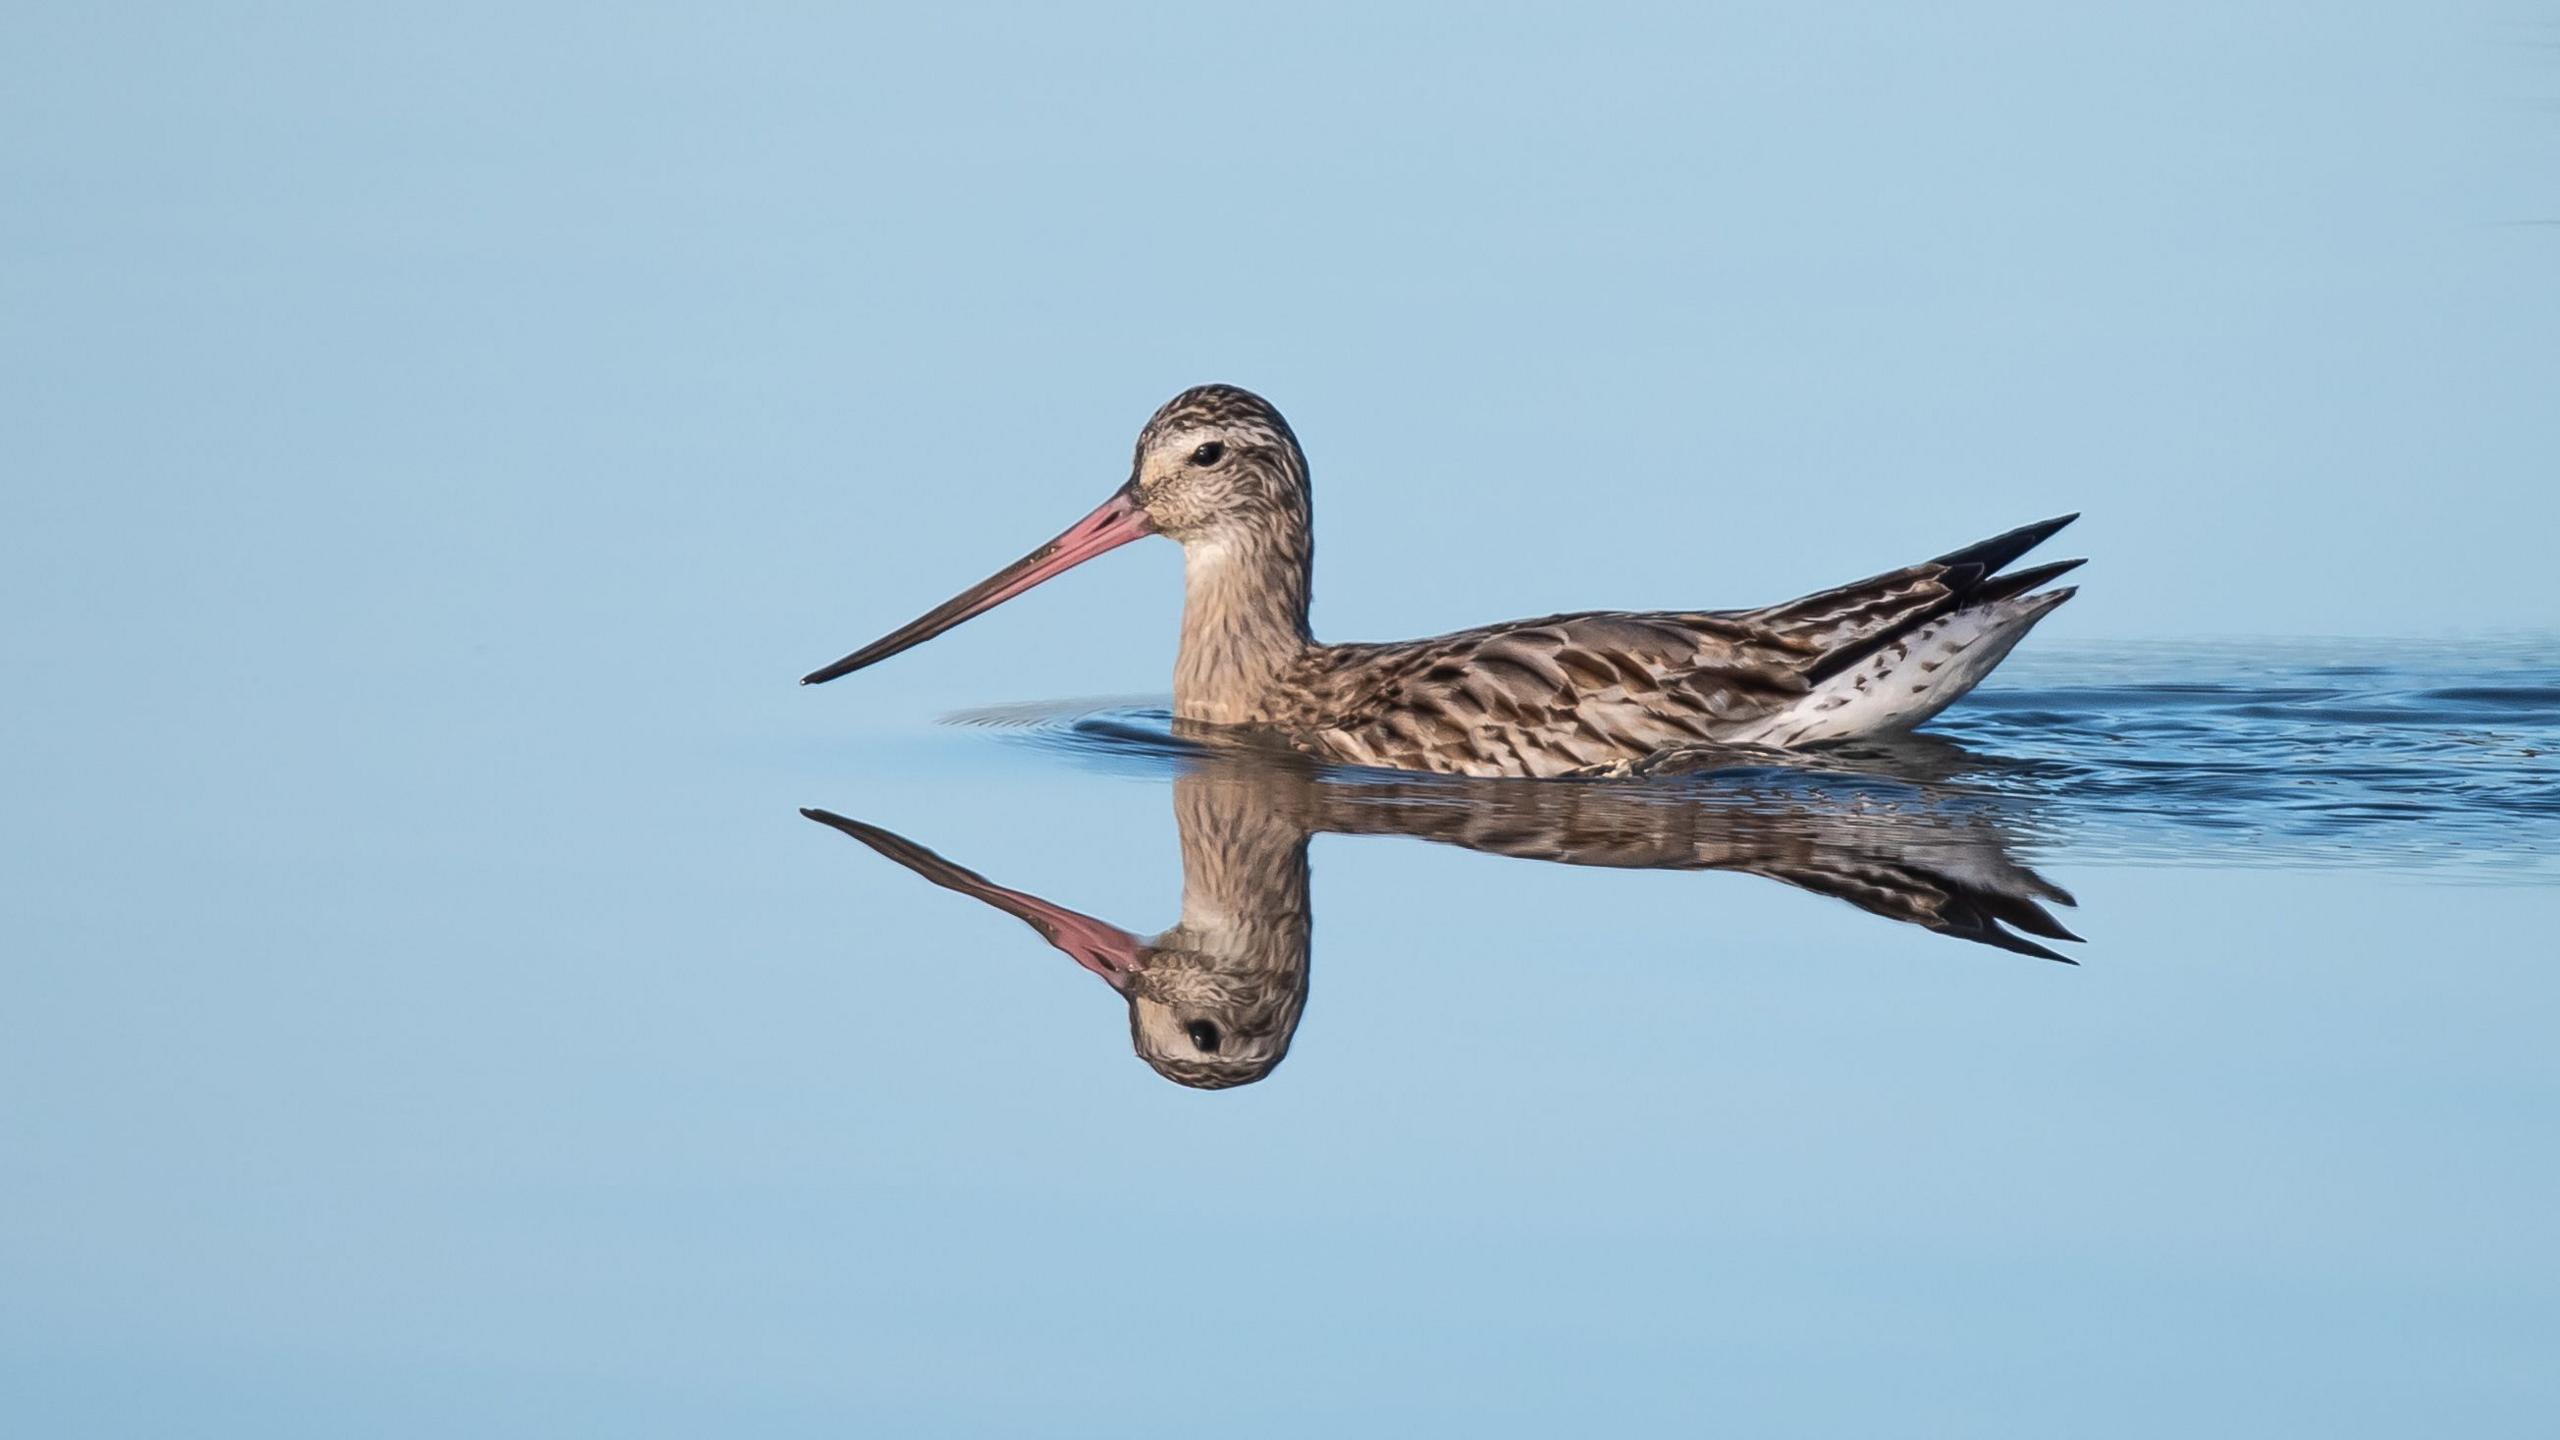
949, 639, 2560, 880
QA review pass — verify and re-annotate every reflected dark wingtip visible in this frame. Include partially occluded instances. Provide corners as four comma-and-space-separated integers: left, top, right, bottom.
1951, 922, 2082, 963
2011, 937, 2078, 964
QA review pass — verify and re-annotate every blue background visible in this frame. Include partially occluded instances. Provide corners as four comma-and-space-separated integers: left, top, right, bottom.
5, 4, 2556, 1435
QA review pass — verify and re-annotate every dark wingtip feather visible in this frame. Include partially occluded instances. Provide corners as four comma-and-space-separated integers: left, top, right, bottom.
1931, 513, 2080, 576
1971, 557, 2088, 605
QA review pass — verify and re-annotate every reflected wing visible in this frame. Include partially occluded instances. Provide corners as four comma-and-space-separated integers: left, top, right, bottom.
1307, 773, 2082, 961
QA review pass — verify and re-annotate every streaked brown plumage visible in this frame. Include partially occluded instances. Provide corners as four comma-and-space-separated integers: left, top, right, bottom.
803, 749, 2081, 1089
806, 385, 2084, 778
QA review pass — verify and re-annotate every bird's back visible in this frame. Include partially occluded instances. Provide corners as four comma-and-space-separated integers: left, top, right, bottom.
1257, 516, 2084, 777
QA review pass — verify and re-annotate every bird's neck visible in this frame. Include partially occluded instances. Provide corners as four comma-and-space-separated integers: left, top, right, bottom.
1173, 522, 1314, 726
1167, 770, 1313, 948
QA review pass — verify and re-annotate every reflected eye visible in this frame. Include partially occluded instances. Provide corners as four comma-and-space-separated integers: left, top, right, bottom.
1188, 441, 1226, 467
1184, 1020, 1222, 1053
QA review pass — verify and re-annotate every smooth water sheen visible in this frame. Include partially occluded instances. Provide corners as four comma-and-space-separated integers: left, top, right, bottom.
11, 637, 2560, 1436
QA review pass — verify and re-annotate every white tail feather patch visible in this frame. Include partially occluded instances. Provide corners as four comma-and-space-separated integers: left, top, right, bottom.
1737, 592, 2071, 748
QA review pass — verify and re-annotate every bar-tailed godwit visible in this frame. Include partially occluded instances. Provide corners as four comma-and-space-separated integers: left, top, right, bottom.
805, 385, 2082, 778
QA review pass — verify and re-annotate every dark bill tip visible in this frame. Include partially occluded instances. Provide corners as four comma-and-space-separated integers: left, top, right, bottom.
800, 484, 1156, 688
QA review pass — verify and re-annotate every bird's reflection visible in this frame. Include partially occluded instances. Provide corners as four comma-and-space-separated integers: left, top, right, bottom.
804, 746, 2080, 1089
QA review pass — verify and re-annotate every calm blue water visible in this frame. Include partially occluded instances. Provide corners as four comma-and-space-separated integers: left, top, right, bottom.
11, 640, 2553, 1435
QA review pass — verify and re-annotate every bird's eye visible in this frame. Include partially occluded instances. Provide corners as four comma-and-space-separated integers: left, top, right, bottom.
1184, 1020, 1222, 1053
1188, 441, 1226, 467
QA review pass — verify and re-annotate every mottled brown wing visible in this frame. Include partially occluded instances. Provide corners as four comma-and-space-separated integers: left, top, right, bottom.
1735, 563, 1974, 668
1289, 515, 2086, 775
1290, 611, 1822, 775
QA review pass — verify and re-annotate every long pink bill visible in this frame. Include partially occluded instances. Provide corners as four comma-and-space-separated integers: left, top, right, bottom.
800, 484, 1157, 686
800, 808, 1150, 990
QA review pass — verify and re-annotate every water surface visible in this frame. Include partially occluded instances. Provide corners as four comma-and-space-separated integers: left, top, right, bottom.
972, 637, 2560, 876
9, 641, 2558, 1436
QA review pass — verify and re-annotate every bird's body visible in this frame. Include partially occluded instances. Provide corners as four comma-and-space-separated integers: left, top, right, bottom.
1177, 533, 2078, 778
806, 385, 2083, 778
